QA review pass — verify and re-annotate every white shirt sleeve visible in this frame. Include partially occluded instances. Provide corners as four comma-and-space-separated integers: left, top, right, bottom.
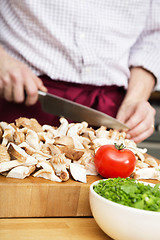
129, 0, 160, 90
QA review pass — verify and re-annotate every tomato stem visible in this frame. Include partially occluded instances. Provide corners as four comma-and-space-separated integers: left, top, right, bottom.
114, 143, 125, 150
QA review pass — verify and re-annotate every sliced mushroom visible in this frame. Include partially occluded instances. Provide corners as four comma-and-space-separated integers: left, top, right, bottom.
95, 126, 109, 138
81, 129, 96, 141
0, 160, 23, 173
7, 165, 36, 179
144, 157, 158, 168
54, 136, 74, 148
26, 129, 41, 150
79, 121, 88, 131
71, 138, 84, 149
36, 160, 54, 172
8, 142, 28, 162
136, 160, 149, 169
1, 124, 15, 146
13, 129, 25, 145
77, 150, 94, 165
32, 152, 51, 162
54, 117, 69, 137
19, 127, 28, 134
41, 143, 61, 156
60, 170, 69, 181
15, 117, 43, 132
50, 153, 69, 181
29, 118, 43, 132
0, 121, 8, 130
108, 129, 120, 140
70, 162, 87, 183
134, 167, 160, 180
0, 145, 10, 162
58, 145, 84, 161
37, 132, 55, 144
67, 123, 86, 149
118, 131, 127, 140
79, 136, 90, 149
35, 159, 62, 182
18, 142, 36, 155
42, 125, 57, 138
126, 146, 147, 160
92, 138, 115, 149
33, 169, 62, 182
64, 157, 71, 169
50, 152, 66, 164
85, 162, 98, 175
135, 151, 145, 162
125, 140, 147, 155
76, 150, 98, 175
25, 156, 38, 166
124, 139, 137, 148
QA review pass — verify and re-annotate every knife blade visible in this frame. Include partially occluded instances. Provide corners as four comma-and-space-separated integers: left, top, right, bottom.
38, 90, 129, 130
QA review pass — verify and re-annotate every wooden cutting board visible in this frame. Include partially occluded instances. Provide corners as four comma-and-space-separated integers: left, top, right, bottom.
0, 156, 160, 218
0, 174, 102, 218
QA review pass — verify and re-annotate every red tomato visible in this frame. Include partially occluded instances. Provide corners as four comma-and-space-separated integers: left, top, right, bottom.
94, 144, 136, 178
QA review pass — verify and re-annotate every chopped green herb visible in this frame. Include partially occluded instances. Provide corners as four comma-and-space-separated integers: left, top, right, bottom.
93, 178, 160, 212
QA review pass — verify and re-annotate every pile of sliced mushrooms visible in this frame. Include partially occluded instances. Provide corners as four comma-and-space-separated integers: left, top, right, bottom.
0, 117, 159, 183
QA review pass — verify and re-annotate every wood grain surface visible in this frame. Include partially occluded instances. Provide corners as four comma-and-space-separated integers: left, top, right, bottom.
0, 155, 159, 218
0, 175, 102, 218
0, 217, 112, 240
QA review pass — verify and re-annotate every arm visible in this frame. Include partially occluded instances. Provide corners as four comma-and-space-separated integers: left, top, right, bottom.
117, 0, 160, 143
127, 0, 160, 91
116, 67, 156, 143
0, 45, 47, 105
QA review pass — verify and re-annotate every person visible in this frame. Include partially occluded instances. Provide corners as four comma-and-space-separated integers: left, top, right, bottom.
0, 0, 159, 143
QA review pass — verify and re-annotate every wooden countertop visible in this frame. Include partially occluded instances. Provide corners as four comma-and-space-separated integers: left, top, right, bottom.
0, 217, 112, 240
0, 155, 159, 240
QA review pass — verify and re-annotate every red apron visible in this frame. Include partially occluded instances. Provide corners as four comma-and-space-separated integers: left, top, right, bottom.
0, 75, 126, 126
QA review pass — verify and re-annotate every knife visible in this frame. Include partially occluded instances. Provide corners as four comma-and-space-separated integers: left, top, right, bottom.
38, 90, 129, 130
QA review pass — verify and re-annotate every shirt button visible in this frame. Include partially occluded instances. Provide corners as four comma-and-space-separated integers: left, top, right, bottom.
79, 32, 85, 39
86, 67, 91, 72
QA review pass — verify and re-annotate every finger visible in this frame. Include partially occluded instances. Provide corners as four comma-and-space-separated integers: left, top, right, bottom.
10, 71, 25, 103
116, 102, 136, 125
126, 112, 154, 138
116, 107, 131, 123
125, 104, 148, 129
3, 75, 13, 101
130, 126, 154, 143
18, 67, 40, 106
24, 78, 38, 106
12, 84, 24, 103
33, 75, 48, 92
126, 120, 154, 141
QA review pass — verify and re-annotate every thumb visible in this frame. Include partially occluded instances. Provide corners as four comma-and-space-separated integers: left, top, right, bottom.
116, 104, 134, 124
34, 75, 48, 92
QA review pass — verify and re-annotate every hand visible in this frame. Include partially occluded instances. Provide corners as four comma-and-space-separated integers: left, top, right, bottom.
116, 100, 156, 143
0, 46, 47, 105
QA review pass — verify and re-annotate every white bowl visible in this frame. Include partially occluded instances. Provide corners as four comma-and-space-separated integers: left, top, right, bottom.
89, 180, 160, 240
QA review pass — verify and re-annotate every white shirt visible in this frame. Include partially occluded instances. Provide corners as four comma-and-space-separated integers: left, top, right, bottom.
0, 0, 160, 90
